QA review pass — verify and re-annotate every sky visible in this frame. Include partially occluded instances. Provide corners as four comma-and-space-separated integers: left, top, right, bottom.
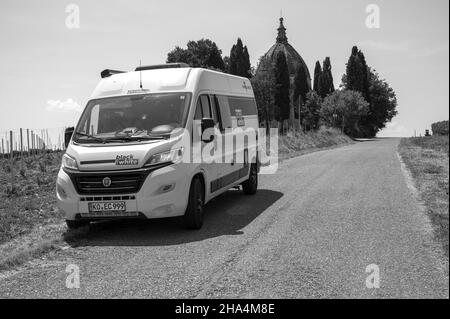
0, 0, 448, 139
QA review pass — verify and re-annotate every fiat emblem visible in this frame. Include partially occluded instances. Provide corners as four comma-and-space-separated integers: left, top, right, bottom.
102, 177, 112, 187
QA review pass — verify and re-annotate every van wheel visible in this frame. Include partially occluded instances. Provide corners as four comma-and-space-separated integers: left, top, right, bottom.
66, 220, 90, 230
242, 163, 258, 195
183, 177, 205, 230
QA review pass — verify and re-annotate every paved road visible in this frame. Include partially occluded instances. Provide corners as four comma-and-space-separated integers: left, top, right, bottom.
0, 138, 448, 298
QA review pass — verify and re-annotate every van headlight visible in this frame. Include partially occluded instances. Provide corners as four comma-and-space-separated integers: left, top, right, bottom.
145, 148, 184, 166
62, 154, 78, 170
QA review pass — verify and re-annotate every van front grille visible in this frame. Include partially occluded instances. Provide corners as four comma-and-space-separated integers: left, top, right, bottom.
74, 173, 147, 195
75, 173, 145, 195
64, 164, 171, 195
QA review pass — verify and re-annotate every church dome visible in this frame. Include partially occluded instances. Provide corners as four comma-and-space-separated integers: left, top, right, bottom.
257, 18, 311, 88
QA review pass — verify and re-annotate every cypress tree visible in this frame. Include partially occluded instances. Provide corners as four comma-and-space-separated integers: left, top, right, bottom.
357, 51, 370, 103
242, 46, 252, 78
318, 57, 335, 98
344, 46, 369, 100
229, 38, 252, 78
274, 51, 290, 125
343, 46, 379, 138
313, 61, 322, 93
294, 64, 309, 104
229, 40, 242, 76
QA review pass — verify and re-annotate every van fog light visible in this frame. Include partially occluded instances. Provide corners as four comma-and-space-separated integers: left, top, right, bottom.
156, 183, 175, 194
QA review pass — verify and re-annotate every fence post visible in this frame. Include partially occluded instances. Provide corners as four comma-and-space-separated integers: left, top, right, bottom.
27, 129, 30, 156
10, 131, 14, 190
42, 130, 45, 154
1, 138, 4, 159
31, 131, 35, 156
5, 132, 8, 154
20, 128, 23, 157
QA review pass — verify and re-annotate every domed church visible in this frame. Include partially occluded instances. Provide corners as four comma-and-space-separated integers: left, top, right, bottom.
256, 17, 311, 121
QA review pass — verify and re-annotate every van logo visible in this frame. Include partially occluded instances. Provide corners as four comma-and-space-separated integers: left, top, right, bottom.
102, 177, 112, 188
242, 82, 252, 91
115, 155, 139, 166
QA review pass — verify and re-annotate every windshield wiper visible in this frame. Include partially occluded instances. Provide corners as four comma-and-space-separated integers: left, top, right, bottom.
106, 135, 165, 142
74, 132, 106, 143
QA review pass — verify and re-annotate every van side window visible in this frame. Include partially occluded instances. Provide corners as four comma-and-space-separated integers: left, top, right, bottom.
200, 95, 211, 118
194, 99, 202, 120
228, 97, 258, 116
209, 95, 219, 124
216, 96, 232, 130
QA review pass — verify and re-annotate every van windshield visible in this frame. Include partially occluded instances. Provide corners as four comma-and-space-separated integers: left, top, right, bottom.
74, 93, 191, 143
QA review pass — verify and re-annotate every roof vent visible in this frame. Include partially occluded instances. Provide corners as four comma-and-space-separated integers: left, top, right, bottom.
135, 63, 189, 72
101, 69, 126, 78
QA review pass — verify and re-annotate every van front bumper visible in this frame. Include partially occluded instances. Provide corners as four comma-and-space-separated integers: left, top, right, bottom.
56, 164, 191, 221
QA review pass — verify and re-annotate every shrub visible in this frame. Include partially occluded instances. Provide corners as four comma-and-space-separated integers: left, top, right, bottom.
3, 163, 11, 173
321, 90, 369, 137
36, 175, 44, 186
38, 160, 46, 173
19, 166, 26, 178
4, 184, 19, 197
431, 120, 449, 136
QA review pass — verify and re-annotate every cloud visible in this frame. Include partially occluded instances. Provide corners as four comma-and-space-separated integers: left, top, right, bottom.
359, 40, 449, 58
359, 40, 411, 52
411, 44, 449, 58
46, 99, 82, 112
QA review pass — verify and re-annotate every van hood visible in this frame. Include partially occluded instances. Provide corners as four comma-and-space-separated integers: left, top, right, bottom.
66, 139, 175, 171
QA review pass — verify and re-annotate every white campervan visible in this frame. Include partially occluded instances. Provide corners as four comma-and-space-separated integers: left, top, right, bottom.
57, 63, 260, 230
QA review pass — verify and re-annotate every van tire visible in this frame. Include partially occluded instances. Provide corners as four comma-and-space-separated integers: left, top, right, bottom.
242, 163, 258, 195
66, 220, 90, 230
183, 177, 205, 230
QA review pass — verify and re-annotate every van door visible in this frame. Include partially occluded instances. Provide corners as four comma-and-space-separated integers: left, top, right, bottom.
193, 94, 222, 198
210, 95, 246, 194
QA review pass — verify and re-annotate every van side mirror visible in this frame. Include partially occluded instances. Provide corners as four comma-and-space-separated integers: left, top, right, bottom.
201, 118, 215, 143
64, 127, 75, 148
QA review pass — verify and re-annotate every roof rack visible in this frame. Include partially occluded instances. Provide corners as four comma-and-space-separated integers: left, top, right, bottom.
101, 69, 126, 78
135, 63, 189, 72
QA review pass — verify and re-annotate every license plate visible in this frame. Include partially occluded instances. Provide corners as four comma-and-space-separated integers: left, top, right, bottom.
88, 201, 126, 213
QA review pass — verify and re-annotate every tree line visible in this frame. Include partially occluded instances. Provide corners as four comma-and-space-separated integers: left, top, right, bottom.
166, 39, 397, 138
167, 38, 252, 78
431, 120, 449, 136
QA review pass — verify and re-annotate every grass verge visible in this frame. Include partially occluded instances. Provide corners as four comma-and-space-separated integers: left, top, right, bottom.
0, 223, 92, 272
399, 136, 449, 257
277, 127, 354, 161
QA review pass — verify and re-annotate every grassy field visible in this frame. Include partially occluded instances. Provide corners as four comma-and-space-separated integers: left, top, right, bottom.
399, 135, 449, 256
0, 152, 64, 245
